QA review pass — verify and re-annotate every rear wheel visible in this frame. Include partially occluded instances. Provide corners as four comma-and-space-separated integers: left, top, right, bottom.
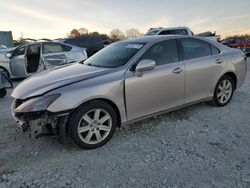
68, 101, 118, 149
0, 88, 7, 98
210, 75, 235, 106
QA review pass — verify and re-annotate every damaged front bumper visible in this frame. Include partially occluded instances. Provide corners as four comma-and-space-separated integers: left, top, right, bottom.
11, 99, 71, 142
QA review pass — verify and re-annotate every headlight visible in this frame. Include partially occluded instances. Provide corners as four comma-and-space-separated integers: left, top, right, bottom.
15, 94, 61, 113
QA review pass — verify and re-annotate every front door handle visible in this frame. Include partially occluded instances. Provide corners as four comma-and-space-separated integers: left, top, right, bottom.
172, 67, 184, 74
215, 59, 224, 64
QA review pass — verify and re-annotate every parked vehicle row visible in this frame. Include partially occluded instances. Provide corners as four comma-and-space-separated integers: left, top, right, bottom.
11, 35, 247, 149
221, 38, 250, 55
0, 41, 87, 78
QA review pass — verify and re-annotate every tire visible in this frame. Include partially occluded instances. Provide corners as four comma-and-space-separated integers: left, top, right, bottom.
0, 88, 7, 98
210, 75, 235, 107
68, 100, 118, 149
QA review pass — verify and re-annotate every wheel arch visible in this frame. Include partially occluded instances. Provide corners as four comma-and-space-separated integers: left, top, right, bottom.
223, 72, 237, 90
66, 98, 122, 132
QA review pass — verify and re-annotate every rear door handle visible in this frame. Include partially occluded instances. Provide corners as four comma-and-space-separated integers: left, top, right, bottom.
215, 59, 224, 64
172, 67, 184, 74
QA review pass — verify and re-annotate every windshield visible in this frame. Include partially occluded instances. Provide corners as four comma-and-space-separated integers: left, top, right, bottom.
84, 41, 146, 68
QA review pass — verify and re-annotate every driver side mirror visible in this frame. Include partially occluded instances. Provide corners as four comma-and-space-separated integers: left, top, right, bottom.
135, 59, 156, 77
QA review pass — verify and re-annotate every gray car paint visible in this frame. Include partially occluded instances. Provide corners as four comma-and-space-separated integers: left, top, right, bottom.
11, 35, 247, 125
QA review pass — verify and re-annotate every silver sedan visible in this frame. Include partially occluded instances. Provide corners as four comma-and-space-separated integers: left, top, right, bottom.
0, 41, 87, 78
11, 35, 247, 149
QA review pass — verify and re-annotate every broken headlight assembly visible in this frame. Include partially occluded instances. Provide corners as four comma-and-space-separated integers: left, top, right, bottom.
15, 94, 61, 113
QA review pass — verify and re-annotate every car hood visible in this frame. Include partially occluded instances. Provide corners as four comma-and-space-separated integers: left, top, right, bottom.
12, 63, 111, 99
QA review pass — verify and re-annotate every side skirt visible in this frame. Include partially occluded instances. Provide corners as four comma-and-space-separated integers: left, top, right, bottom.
122, 97, 212, 126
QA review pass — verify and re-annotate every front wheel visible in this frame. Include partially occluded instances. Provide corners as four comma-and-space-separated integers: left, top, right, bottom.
68, 101, 118, 149
210, 75, 235, 107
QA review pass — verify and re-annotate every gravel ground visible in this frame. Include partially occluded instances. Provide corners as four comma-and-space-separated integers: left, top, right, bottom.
0, 59, 249, 188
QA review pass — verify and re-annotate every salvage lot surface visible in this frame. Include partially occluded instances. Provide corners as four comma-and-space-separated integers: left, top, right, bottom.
0, 59, 249, 188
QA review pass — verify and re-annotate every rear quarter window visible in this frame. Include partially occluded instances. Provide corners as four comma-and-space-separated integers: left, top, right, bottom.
63, 45, 72, 51
211, 45, 220, 55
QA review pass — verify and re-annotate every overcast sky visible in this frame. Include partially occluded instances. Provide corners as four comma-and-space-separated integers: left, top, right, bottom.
1, 0, 250, 39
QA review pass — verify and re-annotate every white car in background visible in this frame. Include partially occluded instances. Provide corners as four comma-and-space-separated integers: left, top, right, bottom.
0, 41, 88, 78
145, 26, 220, 42
145, 27, 194, 36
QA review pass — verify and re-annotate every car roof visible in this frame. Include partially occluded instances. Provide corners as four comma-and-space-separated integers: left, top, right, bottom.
120, 35, 195, 43
19, 41, 75, 47
117, 35, 228, 50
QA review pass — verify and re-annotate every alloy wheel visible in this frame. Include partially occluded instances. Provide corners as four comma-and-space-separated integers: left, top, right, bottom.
77, 109, 112, 145
216, 79, 233, 104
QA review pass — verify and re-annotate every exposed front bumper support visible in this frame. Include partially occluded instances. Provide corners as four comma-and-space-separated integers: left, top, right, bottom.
12, 107, 71, 141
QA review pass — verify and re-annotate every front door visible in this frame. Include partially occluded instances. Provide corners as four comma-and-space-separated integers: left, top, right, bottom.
9, 44, 28, 78
125, 39, 185, 120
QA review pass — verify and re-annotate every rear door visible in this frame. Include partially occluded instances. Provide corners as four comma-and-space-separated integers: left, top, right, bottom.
41, 42, 69, 69
9, 44, 28, 77
179, 38, 223, 103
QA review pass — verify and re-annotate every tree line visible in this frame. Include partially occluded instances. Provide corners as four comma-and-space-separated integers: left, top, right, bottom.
68, 27, 143, 42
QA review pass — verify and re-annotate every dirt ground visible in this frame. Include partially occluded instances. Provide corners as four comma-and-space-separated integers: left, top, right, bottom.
0, 59, 249, 188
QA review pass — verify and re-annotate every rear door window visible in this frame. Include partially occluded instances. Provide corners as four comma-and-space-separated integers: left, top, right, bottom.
180, 39, 212, 60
